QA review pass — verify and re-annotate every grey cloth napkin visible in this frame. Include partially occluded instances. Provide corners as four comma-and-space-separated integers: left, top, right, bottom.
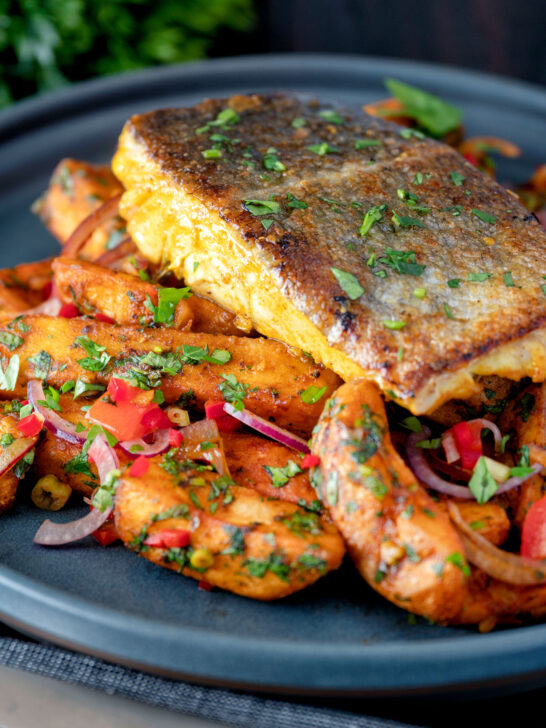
0, 631, 423, 728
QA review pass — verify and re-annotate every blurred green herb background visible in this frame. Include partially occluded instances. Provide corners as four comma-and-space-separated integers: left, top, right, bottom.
0, 0, 256, 107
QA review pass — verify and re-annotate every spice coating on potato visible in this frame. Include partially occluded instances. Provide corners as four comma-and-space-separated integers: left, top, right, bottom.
312, 379, 468, 622
114, 456, 345, 600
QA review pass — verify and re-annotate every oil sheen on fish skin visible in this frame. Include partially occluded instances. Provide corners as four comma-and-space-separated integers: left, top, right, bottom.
112, 93, 546, 414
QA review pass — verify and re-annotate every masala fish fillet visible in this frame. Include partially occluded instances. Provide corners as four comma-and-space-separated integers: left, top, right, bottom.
112, 94, 546, 414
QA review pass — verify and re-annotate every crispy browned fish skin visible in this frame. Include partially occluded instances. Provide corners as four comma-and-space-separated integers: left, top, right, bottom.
117, 94, 546, 408
311, 379, 468, 622
115, 458, 345, 600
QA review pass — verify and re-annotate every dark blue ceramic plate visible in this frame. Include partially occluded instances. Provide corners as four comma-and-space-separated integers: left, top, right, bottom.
0, 55, 545, 697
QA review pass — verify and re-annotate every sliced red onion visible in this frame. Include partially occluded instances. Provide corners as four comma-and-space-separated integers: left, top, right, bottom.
88, 433, 119, 481
222, 403, 310, 453
119, 428, 170, 458
442, 431, 459, 464
63, 193, 122, 258
181, 419, 220, 448
468, 418, 502, 450
494, 462, 543, 495
34, 434, 119, 546
33, 506, 113, 546
407, 427, 542, 500
448, 501, 546, 585
0, 436, 37, 478
27, 380, 85, 445
406, 428, 474, 499
24, 297, 62, 316
94, 237, 136, 267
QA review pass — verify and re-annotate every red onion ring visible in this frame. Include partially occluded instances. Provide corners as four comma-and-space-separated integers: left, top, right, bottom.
222, 403, 310, 453
0, 436, 37, 478
27, 380, 85, 445
94, 237, 136, 267
467, 418, 502, 450
63, 193, 122, 258
448, 501, 546, 585
406, 428, 475, 498
24, 297, 62, 316
407, 427, 542, 499
34, 434, 119, 546
119, 428, 170, 458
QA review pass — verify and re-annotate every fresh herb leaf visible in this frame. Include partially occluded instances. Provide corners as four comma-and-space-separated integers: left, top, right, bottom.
378, 247, 426, 276
392, 211, 425, 228
286, 192, 308, 210
468, 272, 492, 282
218, 374, 248, 411
264, 460, 302, 488
181, 345, 231, 366
73, 378, 105, 399
468, 456, 498, 504
146, 287, 192, 326
28, 350, 51, 379
355, 138, 381, 149
381, 320, 406, 330
385, 78, 463, 137
359, 203, 387, 236
443, 302, 455, 319
449, 171, 466, 186
300, 385, 327, 404
318, 109, 344, 125
0, 331, 23, 351
75, 337, 110, 372
446, 551, 471, 577
503, 271, 515, 287
242, 199, 280, 216
447, 278, 461, 288
307, 143, 339, 156
291, 116, 306, 128
472, 209, 497, 224
263, 147, 286, 172
330, 268, 364, 300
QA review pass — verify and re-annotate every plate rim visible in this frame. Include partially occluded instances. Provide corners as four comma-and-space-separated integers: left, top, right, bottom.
1, 53, 546, 695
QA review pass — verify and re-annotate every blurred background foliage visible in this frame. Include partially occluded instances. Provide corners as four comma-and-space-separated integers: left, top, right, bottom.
0, 0, 256, 106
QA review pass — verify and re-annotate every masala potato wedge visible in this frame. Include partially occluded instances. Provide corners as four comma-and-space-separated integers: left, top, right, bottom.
115, 456, 345, 600
34, 158, 124, 259
312, 379, 468, 622
0, 410, 34, 513
52, 256, 247, 335
0, 315, 340, 436
0, 259, 53, 315
437, 500, 510, 547
429, 376, 517, 427
223, 431, 320, 509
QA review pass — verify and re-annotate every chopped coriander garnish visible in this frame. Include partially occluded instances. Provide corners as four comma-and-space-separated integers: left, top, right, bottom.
144, 287, 192, 326
318, 109, 344, 125
385, 78, 463, 137
242, 199, 280, 216
446, 551, 471, 577
443, 302, 455, 319
196, 107, 239, 134
468, 456, 498, 504
28, 350, 52, 380
264, 460, 302, 488
307, 143, 339, 156
400, 128, 426, 140
355, 138, 381, 149
392, 211, 425, 228
300, 385, 327, 404
286, 192, 308, 209
449, 171, 465, 186
468, 272, 492, 282
401, 416, 422, 432
291, 116, 306, 128
263, 147, 286, 172
330, 267, 364, 300
503, 271, 515, 287
181, 345, 231, 366
359, 204, 387, 236
201, 148, 222, 159
75, 338, 110, 372
413, 172, 424, 185
381, 320, 406, 330
378, 247, 426, 276
472, 209, 497, 224
447, 278, 460, 288
218, 374, 248, 411
0, 331, 23, 351
413, 288, 426, 299
73, 378, 105, 399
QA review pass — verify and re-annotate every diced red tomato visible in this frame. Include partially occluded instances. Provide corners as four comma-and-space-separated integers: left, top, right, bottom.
107, 377, 141, 403
205, 400, 226, 419
88, 396, 172, 441
92, 520, 120, 547
301, 454, 320, 469
128, 455, 150, 477
18, 413, 43, 437
449, 421, 483, 470
141, 406, 171, 431
521, 496, 546, 559
168, 428, 183, 447
198, 580, 213, 592
95, 312, 115, 323
464, 152, 479, 167
58, 302, 79, 318
205, 400, 241, 432
144, 528, 191, 549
